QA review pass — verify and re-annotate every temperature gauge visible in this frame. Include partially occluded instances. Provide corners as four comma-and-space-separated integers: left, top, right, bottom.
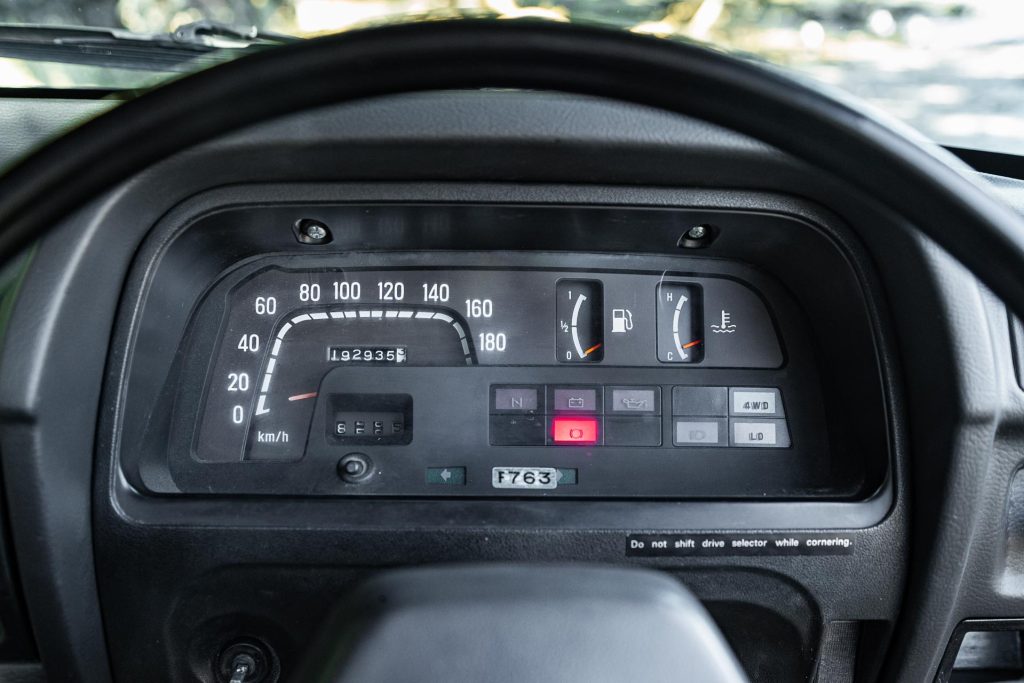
656, 282, 704, 363
556, 279, 604, 363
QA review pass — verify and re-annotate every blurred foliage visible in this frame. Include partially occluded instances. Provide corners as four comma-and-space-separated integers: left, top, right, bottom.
0, 0, 971, 41
2, 0, 1024, 153
0, 0, 980, 89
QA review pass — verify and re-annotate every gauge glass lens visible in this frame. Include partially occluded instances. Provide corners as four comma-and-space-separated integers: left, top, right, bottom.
555, 279, 604, 363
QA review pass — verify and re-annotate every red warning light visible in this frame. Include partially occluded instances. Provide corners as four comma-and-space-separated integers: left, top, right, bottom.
552, 417, 599, 445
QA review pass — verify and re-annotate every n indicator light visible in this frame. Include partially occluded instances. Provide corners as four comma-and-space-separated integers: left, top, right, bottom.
552, 417, 599, 445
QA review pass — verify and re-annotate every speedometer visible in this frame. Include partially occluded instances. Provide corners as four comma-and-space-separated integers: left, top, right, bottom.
197, 298, 476, 461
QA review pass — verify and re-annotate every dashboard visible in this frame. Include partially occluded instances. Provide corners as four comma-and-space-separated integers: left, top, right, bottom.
0, 90, 950, 683
5, 28, 1024, 683
79, 185, 894, 681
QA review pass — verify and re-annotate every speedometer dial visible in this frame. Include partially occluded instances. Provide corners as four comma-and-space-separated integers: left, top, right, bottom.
244, 307, 473, 460
194, 271, 478, 462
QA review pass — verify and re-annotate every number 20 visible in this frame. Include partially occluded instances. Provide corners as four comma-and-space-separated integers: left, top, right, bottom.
227, 372, 250, 392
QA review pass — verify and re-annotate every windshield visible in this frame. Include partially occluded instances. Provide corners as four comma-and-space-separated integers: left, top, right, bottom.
1, 1, 1022, 154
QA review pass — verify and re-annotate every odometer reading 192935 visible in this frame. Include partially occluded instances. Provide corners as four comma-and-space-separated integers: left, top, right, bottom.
328, 346, 407, 364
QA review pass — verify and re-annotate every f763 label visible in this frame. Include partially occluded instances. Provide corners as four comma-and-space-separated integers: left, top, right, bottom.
492, 467, 558, 489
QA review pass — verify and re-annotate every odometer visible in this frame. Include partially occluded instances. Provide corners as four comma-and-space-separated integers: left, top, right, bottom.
328, 346, 408, 364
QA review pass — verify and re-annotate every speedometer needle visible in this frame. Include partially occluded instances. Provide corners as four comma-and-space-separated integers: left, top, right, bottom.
583, 343, 602, 357
288, 392, 318, 402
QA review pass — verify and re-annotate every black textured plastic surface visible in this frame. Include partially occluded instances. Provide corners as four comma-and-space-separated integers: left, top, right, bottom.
297, 564, 749, 683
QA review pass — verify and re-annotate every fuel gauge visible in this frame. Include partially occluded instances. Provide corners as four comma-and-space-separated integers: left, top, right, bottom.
556, 279, 604, 363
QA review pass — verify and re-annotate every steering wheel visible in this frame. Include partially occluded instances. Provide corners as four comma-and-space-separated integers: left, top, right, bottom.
1, 21, 1021, 311
0, 18, 1018, 682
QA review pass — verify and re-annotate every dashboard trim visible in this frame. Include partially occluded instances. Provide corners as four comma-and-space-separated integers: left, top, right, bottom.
101, 182, 901, 530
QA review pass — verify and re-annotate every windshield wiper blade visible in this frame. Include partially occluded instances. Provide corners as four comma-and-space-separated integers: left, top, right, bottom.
170, 20, 298, 48
0, 22, 297, 73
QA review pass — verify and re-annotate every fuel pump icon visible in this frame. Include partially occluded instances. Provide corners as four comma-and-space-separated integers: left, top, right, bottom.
611, 308, 633, 334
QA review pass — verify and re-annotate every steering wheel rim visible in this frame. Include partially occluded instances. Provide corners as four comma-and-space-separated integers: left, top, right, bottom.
1, 20, 1022, 313
0, 20, 1021, 315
